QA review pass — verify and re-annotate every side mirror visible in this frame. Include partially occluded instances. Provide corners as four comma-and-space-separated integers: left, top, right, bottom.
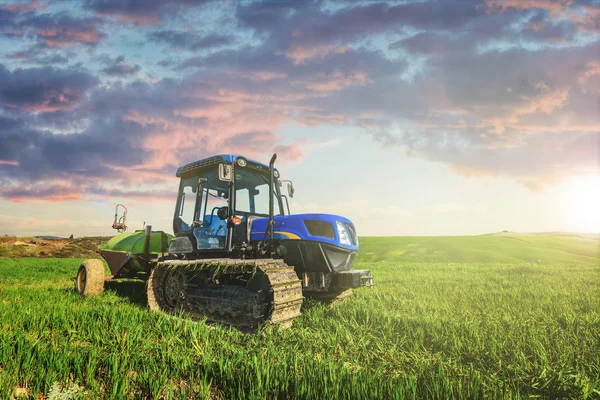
218, 164, 232, 181
217, 206, 229, 220
280, 180, 295, 198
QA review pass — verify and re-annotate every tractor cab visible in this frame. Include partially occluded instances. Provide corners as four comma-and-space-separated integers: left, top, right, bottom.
171, 154, 287, 253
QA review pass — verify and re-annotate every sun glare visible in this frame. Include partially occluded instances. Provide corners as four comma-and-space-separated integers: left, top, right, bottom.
561, 176, 600, 233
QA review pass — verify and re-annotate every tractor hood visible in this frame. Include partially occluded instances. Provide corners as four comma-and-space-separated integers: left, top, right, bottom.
249, 213, 358, 251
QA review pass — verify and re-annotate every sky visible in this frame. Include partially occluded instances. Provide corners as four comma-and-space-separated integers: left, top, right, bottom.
0, 0, 599, 237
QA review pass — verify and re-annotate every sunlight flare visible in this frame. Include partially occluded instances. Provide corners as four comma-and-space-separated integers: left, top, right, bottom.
561, 176, 600, 233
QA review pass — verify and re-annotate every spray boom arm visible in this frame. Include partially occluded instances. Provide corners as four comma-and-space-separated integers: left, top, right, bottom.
112, 204, 128, 232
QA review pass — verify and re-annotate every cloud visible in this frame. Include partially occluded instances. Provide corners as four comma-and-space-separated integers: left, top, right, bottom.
28, 14, 104, 47
149, 30, 232, 50
579, 60, 600, 85
282, 44, 349, 64
0, 182, 83, 202
0, 0, 598, 203
0, 64, 99, 112
513, 89, 569, 117
486, 0, 600, 35
0, 60, 324, 202
401, 129, 600, 190
83, 0, 213, 24
238, 1, 484, 47
0, 180, 176, 203
0, 160, 19, 166
2, 11, 105, 47
389, 32, 472, 56
486, 0, 574, 13
0, 0, 44, 13
9, 47, 71, 65
100, 54, 141, 76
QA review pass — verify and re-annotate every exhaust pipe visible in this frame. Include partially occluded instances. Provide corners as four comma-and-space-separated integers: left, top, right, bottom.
269, 153, 277, 254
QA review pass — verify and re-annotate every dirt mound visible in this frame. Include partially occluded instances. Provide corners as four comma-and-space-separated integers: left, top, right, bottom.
0, 236, 111, 258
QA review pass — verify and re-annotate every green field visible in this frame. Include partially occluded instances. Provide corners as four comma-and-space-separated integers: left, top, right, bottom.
0, 236, 598, 399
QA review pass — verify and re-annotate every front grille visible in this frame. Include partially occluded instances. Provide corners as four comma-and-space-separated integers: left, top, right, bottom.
343, 222, 357, 245
304, 220, 335, 239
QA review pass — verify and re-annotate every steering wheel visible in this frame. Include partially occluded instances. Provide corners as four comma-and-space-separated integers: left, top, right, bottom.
208, 207, 220, 225
209, 206, 229, 224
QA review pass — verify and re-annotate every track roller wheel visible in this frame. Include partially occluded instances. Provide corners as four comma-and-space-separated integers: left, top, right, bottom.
75, 259, 105, 296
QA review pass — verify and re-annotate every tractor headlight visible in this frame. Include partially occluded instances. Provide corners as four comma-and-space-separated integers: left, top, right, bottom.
336, 221, 352, 245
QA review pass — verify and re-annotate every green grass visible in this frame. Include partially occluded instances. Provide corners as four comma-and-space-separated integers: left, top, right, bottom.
0, 236, 598, 399
358, 235, 599, 264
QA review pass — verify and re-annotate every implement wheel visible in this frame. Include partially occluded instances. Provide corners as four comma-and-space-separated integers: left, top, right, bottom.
75, 259, 105, 296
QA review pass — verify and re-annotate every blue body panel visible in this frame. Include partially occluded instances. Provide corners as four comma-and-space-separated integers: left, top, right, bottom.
176, 154, 277, 176
250, 213, 359, 251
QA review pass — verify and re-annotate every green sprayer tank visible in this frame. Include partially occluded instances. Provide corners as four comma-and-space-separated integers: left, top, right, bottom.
97, 227, 173, 277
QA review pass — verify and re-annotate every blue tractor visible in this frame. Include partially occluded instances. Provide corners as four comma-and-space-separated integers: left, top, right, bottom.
147, 154, 373, 327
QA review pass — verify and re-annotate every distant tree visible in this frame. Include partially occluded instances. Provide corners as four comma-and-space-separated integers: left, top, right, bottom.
69, 234, 74, 239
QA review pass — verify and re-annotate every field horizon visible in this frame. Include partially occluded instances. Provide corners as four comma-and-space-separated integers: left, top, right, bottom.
0, 234, 598, 398
1, 231, 598, 261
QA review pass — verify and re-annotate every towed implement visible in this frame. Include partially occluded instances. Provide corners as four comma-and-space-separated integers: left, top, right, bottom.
75, 154, 373, 327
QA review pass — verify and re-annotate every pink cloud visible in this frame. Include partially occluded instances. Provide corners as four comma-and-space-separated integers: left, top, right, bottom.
0, 179, 177, 203
0, 160, 19, 166
20, 89, 80, 112
578, 60, 600, 85
1, 0, 44, 12
10, 193, 82, 203
95, 12, 160, 26
514, 89, 569, 117
248, 71, 288, 81
303, 71, 369, 92
486, 0, 600, 34
282, 44, 350, 64
295, 112, 349, 127
36, 27, 102, 47
273, 141, 306, 162
482, 89, 570, 135
486, 0, 574, 13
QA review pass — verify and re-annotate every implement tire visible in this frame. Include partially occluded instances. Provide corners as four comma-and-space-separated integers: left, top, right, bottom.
75, 259, 105, 296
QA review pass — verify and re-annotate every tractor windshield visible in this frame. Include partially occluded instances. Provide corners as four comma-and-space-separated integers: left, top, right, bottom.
174, 167, 229, 249
234, 167, 282, 217
174, 177, 199, 234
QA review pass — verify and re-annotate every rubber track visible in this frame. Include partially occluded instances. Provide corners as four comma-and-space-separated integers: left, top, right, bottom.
150, 258, 304, 327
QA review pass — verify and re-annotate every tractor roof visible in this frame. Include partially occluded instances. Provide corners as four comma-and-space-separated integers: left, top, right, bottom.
176, 154, 271, 177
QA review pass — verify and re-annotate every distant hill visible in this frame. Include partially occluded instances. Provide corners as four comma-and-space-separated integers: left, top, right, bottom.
486, 231, 600, 239
357, 235, 599, 264
0, 236, 111, 258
